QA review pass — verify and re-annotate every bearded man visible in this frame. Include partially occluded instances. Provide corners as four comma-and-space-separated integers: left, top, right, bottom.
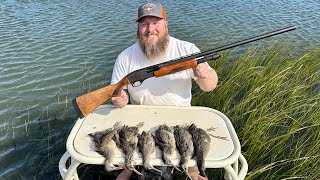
111, 2, 218, 180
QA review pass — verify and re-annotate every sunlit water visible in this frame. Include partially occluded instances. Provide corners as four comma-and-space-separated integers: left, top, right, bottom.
0, 0, 319, 179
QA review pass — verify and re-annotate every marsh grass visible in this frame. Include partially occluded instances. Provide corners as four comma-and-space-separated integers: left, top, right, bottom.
192, 43, 320, 179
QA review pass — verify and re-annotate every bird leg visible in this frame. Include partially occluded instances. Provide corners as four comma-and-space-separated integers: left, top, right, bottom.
207, 127, 228, 141
144, 161, 163, 174
206, 127, 216, 131
125, 155, 143, 176
208, 133, 229, 141
135, 122, 144, 128
105, 163, 124, 172
124, 161, 143, 176
181, 164, 192, 180
162, 153, 181, 172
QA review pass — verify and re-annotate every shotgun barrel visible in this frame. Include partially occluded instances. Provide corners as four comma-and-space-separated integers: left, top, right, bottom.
167, 25, 296, 64
72, 26, 296, 118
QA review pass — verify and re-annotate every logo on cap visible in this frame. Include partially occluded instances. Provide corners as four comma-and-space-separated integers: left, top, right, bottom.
143, 3, 156, 12
136, 2, 166, 22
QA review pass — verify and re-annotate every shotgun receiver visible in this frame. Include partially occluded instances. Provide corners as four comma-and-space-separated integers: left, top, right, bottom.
72, 26, 296, 118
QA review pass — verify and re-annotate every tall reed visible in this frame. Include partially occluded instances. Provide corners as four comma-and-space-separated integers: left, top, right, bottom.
192, 43, 320, 179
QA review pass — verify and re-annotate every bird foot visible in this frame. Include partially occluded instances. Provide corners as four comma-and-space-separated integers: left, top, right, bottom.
182, 166, 192, 180
186, 172, 192, 180
136, 122, 144, 128
207, 127, 216, 131
112, 166, 124, 171
170, 163, 181, 172
208, 133, 229, 141
147, 166, 163, 175
129, 165, 143, 176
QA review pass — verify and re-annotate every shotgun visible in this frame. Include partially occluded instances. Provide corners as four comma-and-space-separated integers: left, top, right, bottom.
72, 26, 296, 118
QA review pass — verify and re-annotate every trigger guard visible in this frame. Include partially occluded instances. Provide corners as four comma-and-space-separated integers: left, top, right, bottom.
131, 81, 142, 87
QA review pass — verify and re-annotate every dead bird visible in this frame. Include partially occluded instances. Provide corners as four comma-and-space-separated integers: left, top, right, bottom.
137, 131, 163, 174
173, 125, 194, 180
188, 123, 211, 179
114, 122, 144, 176
155, 124, 180, 172
88, 121, 123, 172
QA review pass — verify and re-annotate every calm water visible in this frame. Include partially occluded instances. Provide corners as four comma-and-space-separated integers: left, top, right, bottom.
0, 0, 319, 179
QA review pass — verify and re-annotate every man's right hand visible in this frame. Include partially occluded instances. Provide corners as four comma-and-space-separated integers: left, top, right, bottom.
111, 90, 129, 108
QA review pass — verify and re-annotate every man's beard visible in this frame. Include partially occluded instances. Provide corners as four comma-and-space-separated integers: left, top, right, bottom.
138, 31, 169, 62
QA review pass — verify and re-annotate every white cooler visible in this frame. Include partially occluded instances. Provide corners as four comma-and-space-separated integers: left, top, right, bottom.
59, 105, 248, 180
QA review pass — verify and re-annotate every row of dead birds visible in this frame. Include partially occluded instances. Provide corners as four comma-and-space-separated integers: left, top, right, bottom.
89, 121, 228, 179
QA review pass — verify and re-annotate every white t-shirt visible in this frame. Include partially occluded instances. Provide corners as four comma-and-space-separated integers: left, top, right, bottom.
111, 36, 201, 106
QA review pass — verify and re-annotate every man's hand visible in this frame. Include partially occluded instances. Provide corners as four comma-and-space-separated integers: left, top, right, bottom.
111, 90, 129, 108
194, 63, 218, 92
193, 63, 210, 79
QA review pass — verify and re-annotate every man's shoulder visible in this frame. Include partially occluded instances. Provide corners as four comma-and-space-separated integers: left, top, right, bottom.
169, 36, 200, 54
169, 36, 196, 47
119, 42, 140, 57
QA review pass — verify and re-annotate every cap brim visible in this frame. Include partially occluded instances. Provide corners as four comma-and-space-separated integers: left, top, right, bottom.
136, 14, 164, 22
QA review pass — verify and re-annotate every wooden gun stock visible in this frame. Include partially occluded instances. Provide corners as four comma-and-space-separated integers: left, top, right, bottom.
72, 59, 198, 118
73, 77, 130, 118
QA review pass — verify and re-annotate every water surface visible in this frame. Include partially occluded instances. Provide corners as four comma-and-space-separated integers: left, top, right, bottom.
0, 0, 319, 179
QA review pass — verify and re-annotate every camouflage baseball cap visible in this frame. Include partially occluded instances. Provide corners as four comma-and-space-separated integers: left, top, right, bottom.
136, 2, 167, 22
